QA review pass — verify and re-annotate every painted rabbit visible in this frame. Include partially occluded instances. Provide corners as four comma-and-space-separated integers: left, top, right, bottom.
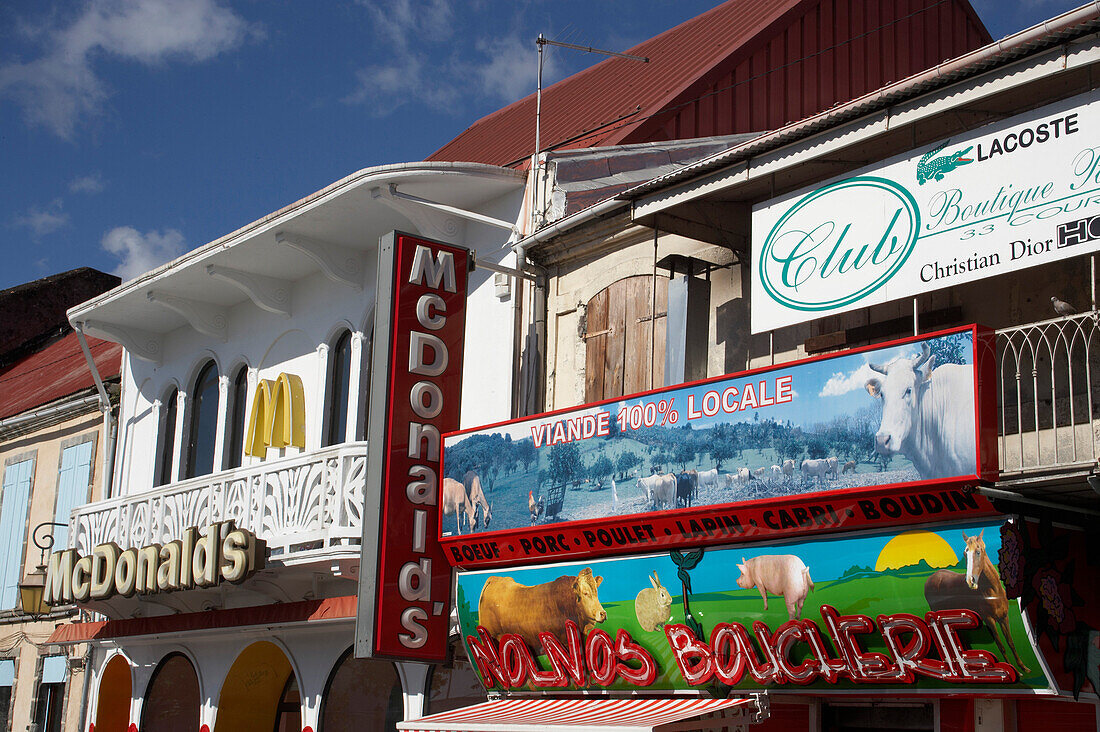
634, 571, 673, 632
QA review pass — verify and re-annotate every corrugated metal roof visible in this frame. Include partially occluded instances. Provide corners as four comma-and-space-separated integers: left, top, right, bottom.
0, 332, 121, 420
428, 0, 807, 167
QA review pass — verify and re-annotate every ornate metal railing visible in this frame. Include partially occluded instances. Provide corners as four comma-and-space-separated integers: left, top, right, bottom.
71, 442, 367, 558
996, 312, 1100, 475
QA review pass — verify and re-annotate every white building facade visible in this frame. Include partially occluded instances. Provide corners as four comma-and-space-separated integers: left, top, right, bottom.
55, 162, 529, 731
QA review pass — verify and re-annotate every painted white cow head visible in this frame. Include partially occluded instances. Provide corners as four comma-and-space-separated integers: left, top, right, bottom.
865, 344, 934, 456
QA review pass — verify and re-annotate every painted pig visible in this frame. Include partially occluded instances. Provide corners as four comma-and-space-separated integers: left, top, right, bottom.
735, 554, 814, 620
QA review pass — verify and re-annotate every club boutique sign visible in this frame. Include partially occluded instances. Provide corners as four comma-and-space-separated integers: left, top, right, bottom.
751, 89, 1100, 333
44, 521, 265, 605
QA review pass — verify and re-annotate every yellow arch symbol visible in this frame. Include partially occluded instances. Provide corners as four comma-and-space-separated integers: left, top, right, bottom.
245, 373, 305, 458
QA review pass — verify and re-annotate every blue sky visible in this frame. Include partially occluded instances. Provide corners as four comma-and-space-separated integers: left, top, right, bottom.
0, 0, 1083, 289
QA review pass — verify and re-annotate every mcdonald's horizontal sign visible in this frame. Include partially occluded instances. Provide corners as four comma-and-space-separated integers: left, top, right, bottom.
356, 232, 470, 662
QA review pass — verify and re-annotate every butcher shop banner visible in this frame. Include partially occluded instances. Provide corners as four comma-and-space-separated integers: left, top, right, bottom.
455, 519, 1053, 694
440, 326, 996, 568
751, 89, 1100, 333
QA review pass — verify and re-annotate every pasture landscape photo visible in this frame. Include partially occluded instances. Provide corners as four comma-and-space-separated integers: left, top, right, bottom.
442, 331, 979, 536
455, 520, 1048, 692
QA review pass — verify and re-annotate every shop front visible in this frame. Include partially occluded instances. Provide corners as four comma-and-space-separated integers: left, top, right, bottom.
403, 327, 1096, 731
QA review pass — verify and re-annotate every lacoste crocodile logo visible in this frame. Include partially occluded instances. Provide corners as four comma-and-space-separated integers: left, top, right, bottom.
916, 142, 974, 185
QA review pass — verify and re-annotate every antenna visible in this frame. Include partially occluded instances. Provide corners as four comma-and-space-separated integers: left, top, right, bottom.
531, 34, 648, 228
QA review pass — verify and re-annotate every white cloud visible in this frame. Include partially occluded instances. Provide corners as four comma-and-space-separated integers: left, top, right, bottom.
100, 225, 186, 281
0, 0, 254, 139
819, 363, 877, 398
14, 199, 69, 237
344, 1, 550, 115
69, 173, 105, 193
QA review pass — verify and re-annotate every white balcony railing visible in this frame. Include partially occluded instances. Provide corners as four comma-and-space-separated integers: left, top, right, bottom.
72, 442, 367, 560
997, 312, 1100, 475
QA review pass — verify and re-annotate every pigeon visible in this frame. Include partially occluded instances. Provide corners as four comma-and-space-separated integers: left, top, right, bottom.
1051, 296, 1077, 316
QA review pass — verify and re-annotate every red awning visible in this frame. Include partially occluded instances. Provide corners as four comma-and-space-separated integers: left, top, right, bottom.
397, 697, 764, 732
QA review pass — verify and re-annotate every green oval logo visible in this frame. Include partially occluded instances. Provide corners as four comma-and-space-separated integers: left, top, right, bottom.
758, 177, 920, 312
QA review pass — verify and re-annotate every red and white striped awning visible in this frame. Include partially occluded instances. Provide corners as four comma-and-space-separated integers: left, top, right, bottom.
397, 697, 760, 732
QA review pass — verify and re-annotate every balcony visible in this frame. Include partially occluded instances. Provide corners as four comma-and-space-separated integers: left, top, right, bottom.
71, 442, 367, 563
996, 311, 1100, 480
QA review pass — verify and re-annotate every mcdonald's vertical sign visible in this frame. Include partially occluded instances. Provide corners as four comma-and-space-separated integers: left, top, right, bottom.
355, 231, 469, 662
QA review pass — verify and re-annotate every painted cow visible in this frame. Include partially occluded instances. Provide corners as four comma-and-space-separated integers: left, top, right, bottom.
736, 467, 753, 486
736, 554, 814, 620
825, 457, 840, 481
781, 459, 796, 483
441, 477, 474, 534
697, 468, 719, 490
464, 470, 492, 529
477, 568, 607, 651
637, 474, 676, 509
800, 458, 830, 486
865, 342, 975, 479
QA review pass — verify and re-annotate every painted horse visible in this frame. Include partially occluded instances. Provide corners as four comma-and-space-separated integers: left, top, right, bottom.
924, 530, 1029, 672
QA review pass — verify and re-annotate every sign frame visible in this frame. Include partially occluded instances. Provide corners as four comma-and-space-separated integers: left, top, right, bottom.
355, 230, 470, 662
440, 324, 998, 570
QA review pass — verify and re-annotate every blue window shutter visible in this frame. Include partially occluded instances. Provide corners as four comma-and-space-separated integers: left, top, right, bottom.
54, 441, 94, 550
41, 656, 67, 684
0, 659, 13, 687
0, 458, 34, 609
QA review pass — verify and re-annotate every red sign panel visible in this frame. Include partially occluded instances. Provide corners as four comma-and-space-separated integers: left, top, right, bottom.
441, 326, 998, 569
357, 232, 468, 661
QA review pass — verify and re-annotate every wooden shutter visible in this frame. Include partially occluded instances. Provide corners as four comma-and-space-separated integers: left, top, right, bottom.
54, 441, 95, 550
585, 275, 668, 403
0, 458, 34, 609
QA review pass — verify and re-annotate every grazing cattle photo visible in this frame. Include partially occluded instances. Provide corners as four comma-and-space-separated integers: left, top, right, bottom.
842, 460, 857, 474
637, 474, 675, 509
477, 568, 607, 651
464, 470, 493, 529
801, 458, 829, 486
442, 477, 475, 534
865, 342, 975, 479
676, 471, 696, 507
736, 554, 814, 620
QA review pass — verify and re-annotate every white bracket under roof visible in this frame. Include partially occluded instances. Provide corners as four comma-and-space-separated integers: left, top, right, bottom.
275, 231, 364, 290
80, 318, 163, 365
370, 184, 463, 242
206, 264, 293, 318
377, 183, 519, 238
147, 290, 229, 342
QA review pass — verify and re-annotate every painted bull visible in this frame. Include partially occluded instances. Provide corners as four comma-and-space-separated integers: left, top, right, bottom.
865, 342, 975, 479
441, 477, 475, 534
477, 568, 607, 652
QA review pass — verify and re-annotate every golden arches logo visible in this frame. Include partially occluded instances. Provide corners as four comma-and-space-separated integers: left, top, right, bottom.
245, 373, 306, 458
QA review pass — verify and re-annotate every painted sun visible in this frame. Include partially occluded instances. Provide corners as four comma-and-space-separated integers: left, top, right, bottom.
874, 530, 959, 571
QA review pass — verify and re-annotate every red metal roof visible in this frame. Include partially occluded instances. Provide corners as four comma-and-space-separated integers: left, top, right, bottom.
429, 0, 989, 167
0, 332, 121, 420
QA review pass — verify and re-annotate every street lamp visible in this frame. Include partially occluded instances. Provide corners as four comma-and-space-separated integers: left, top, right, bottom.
18, 522, 67, 618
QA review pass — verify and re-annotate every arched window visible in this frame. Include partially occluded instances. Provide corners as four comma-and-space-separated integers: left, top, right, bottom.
318, 648, 401, 732
185, 361, 219, 478
427, 640, 485, 715
225, 366, 249, 470
325, 331, 352, 447
155, 388, 178, 487
141, 653, 199, 732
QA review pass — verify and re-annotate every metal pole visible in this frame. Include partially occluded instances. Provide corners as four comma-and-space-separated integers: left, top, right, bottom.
913, 297, 919, 336
651, 228, 658, 389
769, 331, 774, 366
531, 36, 545, 230
1091, 253, 1096, 312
